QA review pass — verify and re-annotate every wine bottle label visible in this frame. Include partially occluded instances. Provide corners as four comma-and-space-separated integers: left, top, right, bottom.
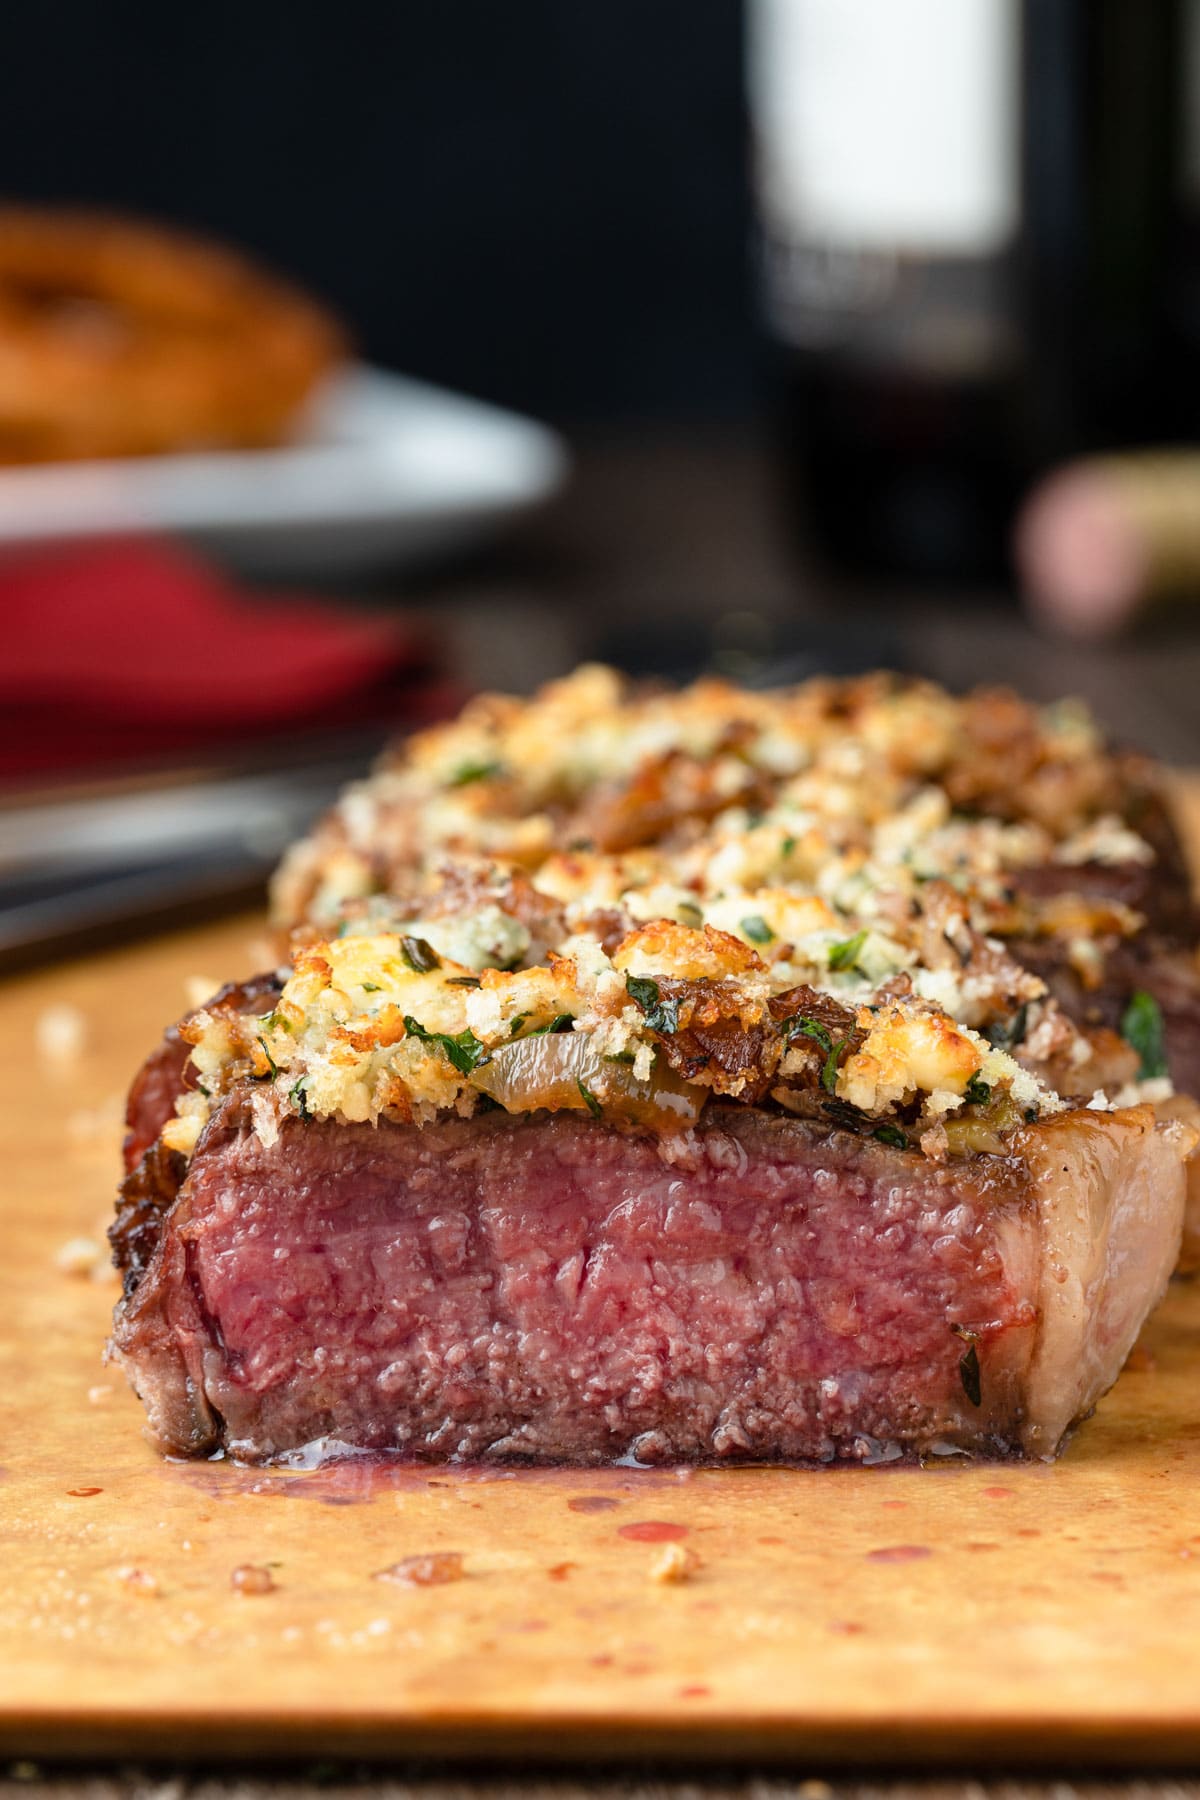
748, 0, 1020, 371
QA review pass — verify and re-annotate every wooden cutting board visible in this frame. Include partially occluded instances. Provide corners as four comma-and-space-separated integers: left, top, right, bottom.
3, 785, 1200, 1768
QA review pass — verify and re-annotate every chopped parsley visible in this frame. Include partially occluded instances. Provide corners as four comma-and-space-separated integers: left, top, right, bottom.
402, 1015, 488, 1076
444, 975, 481, 988
827, 929, 868, 974
822, 1097, 865, 1132
740, 914, 774, 945
872, 1123, 908, 1149
449, 758, 502, 787
963, 1074, 992, 1106
782, 1014, 849, 1094
677, 900, 704, 929
781, 835, 797, 858
986, 1003, 1028, 1052
399, 935, 441, 974
625, 973, 680, 1035
255, 1036, 277, 1078
786, 1015, 832, 1054
289, 1077, 312, 1122
577, 1079, 603, 1119
360, 982, 380, 993
951, 1324, 982, 1408
1121, 989, 1167, 1080
507, 1011, 572, 1040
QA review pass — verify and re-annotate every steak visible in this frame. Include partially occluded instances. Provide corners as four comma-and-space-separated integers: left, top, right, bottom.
109, 1095, 1187, 1466
109, 668, 1200, 1465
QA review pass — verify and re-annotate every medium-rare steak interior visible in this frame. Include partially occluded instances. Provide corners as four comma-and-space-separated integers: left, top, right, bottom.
110, 667, 1200, 1464
112, 1098, 1184, 1465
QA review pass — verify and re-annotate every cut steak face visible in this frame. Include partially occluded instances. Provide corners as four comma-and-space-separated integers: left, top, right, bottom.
108, 1098, 1187, 1466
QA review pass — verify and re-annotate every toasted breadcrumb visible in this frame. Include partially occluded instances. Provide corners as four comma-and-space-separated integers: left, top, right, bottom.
151, 667, 1172, 1159
649, 1542, 701, 1583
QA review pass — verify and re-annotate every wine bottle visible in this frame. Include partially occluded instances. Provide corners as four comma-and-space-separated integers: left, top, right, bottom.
748, 0, 1196, 584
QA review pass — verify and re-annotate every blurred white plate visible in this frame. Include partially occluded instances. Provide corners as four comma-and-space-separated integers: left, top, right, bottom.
0, 365, 569, 580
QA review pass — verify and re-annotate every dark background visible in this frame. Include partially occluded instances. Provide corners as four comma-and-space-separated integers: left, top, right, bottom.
0, 0, 754, 425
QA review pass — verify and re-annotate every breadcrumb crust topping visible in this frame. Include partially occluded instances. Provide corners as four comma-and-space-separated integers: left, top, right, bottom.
162, 666, 1173, 1158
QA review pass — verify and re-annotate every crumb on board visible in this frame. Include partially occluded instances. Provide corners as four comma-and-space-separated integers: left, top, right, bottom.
230, 1563, 276, 1595
649, 1542, 701, 1584
53, 1236, 103, 1277
35, 1002, 87, 1064
372, 1552, 464, 1587
115, 1566, 159, 1596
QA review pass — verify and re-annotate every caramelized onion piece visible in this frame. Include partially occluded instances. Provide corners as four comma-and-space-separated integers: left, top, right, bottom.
943, 1090, 1028, 1158
469, 1032, 705, 1128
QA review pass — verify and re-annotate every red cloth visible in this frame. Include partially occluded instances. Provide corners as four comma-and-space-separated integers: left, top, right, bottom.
0, 539, 455, 780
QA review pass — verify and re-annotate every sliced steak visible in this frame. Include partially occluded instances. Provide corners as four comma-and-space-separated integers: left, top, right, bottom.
108, 1098, 1186, 1466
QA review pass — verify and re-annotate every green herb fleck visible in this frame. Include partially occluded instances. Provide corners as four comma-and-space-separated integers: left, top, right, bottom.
677, 900, 704, 929
986, 1002, 1028, 1052
820, 1038, 849, 1093
828, 929, 868, 973
872, 1123, 908, 1149
449, 759, 502, 787
781, 835, 797, 858
508, 1013, 530, 1037
531, 1013, 575, 1036
255, 1037, 277, 1078
951, 1323, 982, 1407
822, 1096, 865, 1131
1121, 989, 1167, 1080
400, 935, 441, 974
577, 1079, 603, 1119
402, 1015, 488, 1076
740, 914, 774, 945
785, 1015, 832, 1054
963, 1074, 992, 1106
289, 1077, 312, 1122
625, 973, 680, 1035
360, 981, 380, 993
445, 975, 482, 988
783, 1015, 848, 1094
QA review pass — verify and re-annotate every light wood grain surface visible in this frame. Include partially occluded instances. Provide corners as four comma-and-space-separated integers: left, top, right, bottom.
3, 787, 1200, 1771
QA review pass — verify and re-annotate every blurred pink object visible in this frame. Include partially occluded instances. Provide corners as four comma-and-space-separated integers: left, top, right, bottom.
1016, 453, 1200, 640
